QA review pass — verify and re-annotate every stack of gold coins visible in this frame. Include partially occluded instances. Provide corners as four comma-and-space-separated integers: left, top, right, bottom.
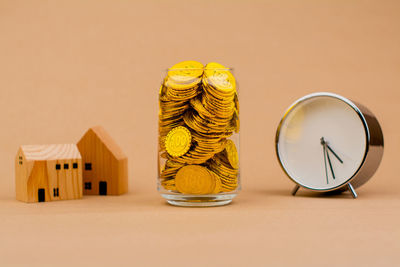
159, 60, 239, 195
207, 140, 239, 192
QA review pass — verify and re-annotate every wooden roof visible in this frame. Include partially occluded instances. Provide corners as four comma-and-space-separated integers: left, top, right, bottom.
78, 126, 127, 160
19, 144, 81, 160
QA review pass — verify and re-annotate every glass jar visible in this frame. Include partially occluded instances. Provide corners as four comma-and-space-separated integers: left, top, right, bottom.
157, 61, 240, 207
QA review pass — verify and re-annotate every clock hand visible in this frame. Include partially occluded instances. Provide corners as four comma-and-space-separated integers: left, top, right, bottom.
321, 137, 329, 184
326, 144, 343, 164
325, 143, 336, 179
321, 137, 343, 182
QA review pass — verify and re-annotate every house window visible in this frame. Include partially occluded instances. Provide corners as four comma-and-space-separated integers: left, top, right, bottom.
18, 156, 23, 164
19, 161, 23, 165
64, 163, 69, 169
85, 163, 92, 171
56, 164, 61, 170
53, 188, 59, 197
85, 182, 92, 190
73, 163, 78, 169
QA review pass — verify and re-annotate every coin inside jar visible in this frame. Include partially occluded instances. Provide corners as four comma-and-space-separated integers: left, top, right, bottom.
175, 165, 216, 195
165, 126, 192, 157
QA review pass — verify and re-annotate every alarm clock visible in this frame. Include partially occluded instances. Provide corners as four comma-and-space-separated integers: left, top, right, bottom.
275, 92, 384, 198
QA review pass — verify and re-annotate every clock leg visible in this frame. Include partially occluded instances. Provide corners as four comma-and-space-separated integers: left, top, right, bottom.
291, 185, 300, 196
347, 183, 358, 199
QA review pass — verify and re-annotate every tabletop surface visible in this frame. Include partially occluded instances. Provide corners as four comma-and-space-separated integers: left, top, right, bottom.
1, 188, 399, 266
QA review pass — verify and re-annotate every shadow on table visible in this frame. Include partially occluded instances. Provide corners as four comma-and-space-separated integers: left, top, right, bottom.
251, 187, 356, 199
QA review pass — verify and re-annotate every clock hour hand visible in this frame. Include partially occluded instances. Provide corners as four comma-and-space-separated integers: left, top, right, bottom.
326, 144, 343, 164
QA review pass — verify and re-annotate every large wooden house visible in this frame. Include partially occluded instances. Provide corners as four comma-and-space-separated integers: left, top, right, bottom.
15, 144, 83, 203
77, 126, 128, 195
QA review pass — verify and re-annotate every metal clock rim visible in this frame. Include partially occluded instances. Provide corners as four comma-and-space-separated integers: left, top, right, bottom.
275, 92, 371, 192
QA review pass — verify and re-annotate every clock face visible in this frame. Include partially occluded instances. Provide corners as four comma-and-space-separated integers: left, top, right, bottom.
277, 93, 368, 190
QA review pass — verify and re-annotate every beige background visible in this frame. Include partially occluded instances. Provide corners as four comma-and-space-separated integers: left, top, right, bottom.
0, 0, 399, 266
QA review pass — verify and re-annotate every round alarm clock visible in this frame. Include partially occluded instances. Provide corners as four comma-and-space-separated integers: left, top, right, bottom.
275, 92, 384, 198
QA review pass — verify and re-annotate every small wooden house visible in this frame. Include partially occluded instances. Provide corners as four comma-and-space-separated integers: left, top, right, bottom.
77, 126, 128, 195
15, 144, 83, 203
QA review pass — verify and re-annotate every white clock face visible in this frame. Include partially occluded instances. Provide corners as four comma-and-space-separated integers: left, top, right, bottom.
277, 94, 367, 190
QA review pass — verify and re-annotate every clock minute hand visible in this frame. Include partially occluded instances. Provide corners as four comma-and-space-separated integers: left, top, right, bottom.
325, 143, 336, 180
321, 137, 329, 184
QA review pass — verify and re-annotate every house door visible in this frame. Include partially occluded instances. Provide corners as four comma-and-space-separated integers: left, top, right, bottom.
38, 188, 45, 202
99, 181, 107, 195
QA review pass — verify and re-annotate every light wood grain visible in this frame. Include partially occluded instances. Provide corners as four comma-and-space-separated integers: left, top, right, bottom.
15, 144, 83, 203
77, 126, 128, 195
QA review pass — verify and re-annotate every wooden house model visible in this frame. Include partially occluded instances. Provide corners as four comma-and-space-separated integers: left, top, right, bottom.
15, 144, 83, 203
77, 126, 128, 195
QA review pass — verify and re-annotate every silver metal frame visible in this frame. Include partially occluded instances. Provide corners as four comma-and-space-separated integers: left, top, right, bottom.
275, 92, 384, 198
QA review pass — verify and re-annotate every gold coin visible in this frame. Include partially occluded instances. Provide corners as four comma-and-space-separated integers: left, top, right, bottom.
165, 126, 192, 157
231, 108, 239, 133
204, 62, 236, 92
225, 140, 239, 169
175, 165, 215, 194
167, 60, 204, 83
234, 91, 239, 114
210, 171, 222, 194
204, 62, 227, 71
161, 178, 177, 191
190, 96, 213, 117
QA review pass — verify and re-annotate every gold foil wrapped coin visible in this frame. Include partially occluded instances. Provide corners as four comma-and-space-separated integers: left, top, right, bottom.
165, 126, 192, 157
175, 165, 215, 194
224, 140, 239, 169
